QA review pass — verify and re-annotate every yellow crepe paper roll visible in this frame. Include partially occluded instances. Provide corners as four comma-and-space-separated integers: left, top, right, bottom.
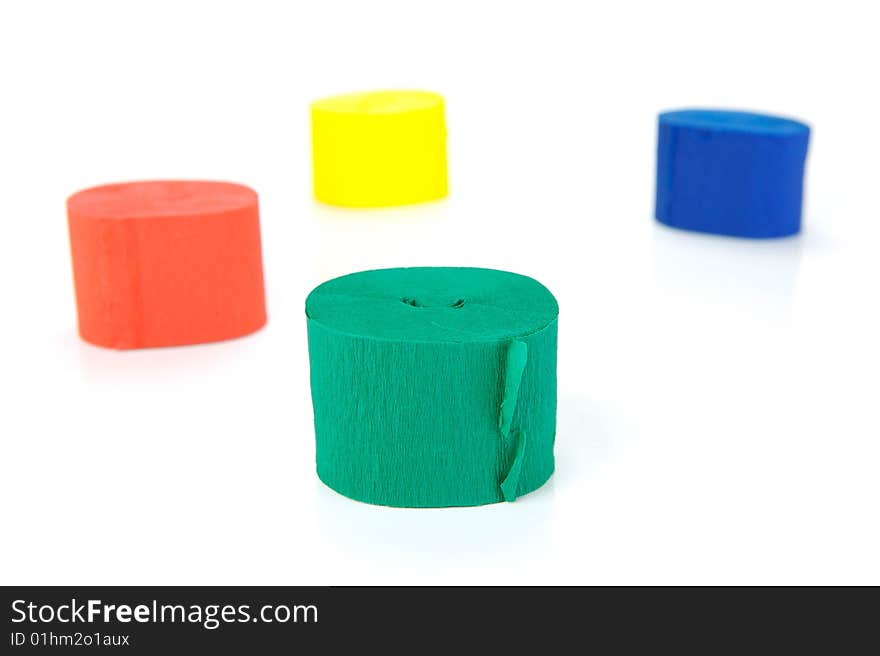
311, 90, 448, 208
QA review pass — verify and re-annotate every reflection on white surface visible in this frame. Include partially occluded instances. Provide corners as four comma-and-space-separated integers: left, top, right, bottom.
74, 330, 267, 382
652, 223, 805, 326
315, 476, 554, 570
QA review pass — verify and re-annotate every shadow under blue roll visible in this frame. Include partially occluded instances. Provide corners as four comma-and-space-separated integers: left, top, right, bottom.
655, 109, 810, 238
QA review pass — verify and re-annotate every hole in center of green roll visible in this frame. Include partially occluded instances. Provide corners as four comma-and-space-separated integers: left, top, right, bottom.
401, 297, 465, 309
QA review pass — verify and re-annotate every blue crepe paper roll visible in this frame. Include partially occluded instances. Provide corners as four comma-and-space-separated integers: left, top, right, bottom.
655, 109, 810, 238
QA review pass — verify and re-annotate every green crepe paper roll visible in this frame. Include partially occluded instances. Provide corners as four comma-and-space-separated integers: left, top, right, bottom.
305, 267, 558, 508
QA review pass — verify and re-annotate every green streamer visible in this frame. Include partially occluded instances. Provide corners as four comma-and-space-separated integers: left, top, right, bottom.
305, 267, 558, 508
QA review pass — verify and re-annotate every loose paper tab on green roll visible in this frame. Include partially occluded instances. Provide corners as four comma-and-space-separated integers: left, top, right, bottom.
305, 267, 558, 508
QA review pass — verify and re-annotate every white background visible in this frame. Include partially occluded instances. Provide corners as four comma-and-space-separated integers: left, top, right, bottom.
1, 1, 878, 585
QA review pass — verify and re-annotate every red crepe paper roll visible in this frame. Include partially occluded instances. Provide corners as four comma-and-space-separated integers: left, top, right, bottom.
67, 180, 267, 349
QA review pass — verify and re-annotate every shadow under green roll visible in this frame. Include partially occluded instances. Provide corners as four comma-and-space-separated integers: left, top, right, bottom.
306, 267, 558, 508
